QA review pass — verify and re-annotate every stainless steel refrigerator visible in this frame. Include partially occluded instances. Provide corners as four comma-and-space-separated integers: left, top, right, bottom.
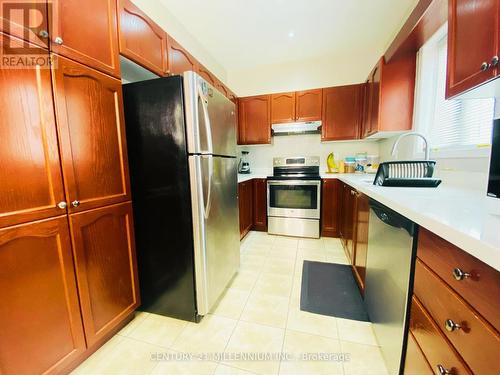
123, 71, 240, 321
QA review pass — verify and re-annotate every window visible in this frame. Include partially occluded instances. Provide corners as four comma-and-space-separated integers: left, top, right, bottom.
413, 24, 495, 157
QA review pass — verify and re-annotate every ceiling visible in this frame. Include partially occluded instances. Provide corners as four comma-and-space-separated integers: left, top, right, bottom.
159, 0, 418, 71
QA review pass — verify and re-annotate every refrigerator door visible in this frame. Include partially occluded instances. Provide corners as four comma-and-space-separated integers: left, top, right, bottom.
189, 154, 240, 315
184, 71, 237, 157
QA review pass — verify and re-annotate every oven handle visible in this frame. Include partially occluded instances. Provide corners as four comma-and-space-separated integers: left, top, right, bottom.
267, 180, 321, 186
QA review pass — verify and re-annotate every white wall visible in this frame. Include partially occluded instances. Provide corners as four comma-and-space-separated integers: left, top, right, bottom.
238, 134, 380, 173
131, 0, 227, 81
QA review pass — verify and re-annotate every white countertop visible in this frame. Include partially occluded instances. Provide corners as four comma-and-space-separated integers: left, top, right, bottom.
238, 172, 500, 271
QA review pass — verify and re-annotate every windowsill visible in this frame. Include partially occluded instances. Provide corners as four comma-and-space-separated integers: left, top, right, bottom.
414, 146, 491, 159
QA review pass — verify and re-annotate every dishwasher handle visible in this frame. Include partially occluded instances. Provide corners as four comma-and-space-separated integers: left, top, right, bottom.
370, 199, 416, 237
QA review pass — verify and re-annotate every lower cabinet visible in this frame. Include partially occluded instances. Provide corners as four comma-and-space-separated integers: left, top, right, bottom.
238, 179, 267, 239
0, 216, 86, 375
321, 179, 340, 237
238, 180, 253, 239
252, 179, 267, 231
339, 182, 356, 262
69, 201, 140, 347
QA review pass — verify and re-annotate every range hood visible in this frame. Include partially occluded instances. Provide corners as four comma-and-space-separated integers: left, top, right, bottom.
271, 121, 322, 136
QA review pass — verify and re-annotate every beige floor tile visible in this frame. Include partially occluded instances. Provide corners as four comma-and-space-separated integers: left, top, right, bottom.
240, 291, 289, 328
269, 246, 298, 259
224, 321, 285, 375
117, 311, 149, 336
214, 364, 259, 375
274, 236, 299, 249
341, 341, 388, 375
71, 336, 161, 375
211, 288, 251, 319
298, 238, 324, 250
150, 352, 218, 375
246, 235, 275, 246
323, 237, 344, 250
337, 318, 378, 346
127, 313, 188, 348
325, 254, 349, 265
296, 248, 326, 262
287, 309, 338, 339
279, 330, 344, 375
253, 273, 293, 297
228, 270, 259, 292
262, 257, 295, 276
171, 315, 238, 354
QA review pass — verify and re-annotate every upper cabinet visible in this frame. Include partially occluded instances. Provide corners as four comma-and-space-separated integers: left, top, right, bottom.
271, 92, 296, 123
197, 64, 218, 87
168, 35, 198, 75
238, 95, 271, 145
118, 0, 169, 76
361, 55, 416, 138
296, 89, 322, 121
50, 0, 121, 78
52, 56, 131, 213
446, 0, 500, 98
322, 84, 363, 141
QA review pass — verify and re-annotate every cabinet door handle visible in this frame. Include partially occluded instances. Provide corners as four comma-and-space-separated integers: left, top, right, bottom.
71, 200, 81, 208
452, 268, 470, 281
39, 30, 49, 39
444, 319, 461, 332
480, 62, 490, 71
57, 201, 68, 210
491, 56, 499, 67
54, 36, 64, 45
437, 364, 454, 375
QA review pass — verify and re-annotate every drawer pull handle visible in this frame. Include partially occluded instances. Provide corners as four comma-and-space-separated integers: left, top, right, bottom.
452, 268, 470, 281
445, 319, 461, 332
437, 364, 454, 375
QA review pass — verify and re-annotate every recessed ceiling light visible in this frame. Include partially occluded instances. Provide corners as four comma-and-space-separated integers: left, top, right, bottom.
288, 31, 295, 38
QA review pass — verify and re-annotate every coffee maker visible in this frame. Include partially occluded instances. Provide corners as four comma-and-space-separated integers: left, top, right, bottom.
238, 151, 251, 174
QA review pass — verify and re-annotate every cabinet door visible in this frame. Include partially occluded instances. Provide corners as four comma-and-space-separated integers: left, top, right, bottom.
0, 34, 66, 228
168, 35, 198, 75
353, 192, 369, 293
197, 64, 217, 87
0, 217, 86, 375
253, 179, 267, 231
360, 81, 371, 138
238, 181, 253, 239
368, 65, 381, 136
446, 0, 498, 98
404, 332, 434, 375
238, 95, 271, 145
271, 92, 296, 124
50, 0, 120, 78
0, 1, 49, 48
322, 85, 362, 141
321, 179, 340, 237
118, 0, 168, 76
340, 184, 356, 263
296, 89, 322, 121
69, 202, 139, 347
52, 56, 131, 213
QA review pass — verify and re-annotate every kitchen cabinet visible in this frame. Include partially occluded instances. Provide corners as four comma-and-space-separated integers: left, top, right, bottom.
69, 202, 140, 347
238, 95, 271, 145
168, 35, 198, 75
361, 55, 416, 138
296, 89, 322, 121
446, 0, 499, 98
118, 0, 169, 76
0, 33, 66, 228
197, 64, 218, 87
50, 0, 121, 78
216, 80, 229, 97
253, 179, 267, 231
52, 55, 131, 213
0, 1, 49, 48
352, 192, 369, 293
322, 84, 363, 141
0, 216, 86, 375
238, 180, 253, 239
271, 92, 296, 124
404, 332, 433, 375
339, 183, 357, 262
321, 179, 340, 237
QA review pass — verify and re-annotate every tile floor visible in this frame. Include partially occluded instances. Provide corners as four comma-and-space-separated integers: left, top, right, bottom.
71, 231, 388, 375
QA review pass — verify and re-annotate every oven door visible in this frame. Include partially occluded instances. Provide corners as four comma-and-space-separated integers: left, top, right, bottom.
267, 180, 321, 219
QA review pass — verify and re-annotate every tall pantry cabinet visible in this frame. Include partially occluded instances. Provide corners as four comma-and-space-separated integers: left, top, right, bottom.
0, 3, 139, 373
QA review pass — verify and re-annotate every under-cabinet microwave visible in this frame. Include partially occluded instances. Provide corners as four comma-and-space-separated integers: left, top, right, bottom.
487, 118, 500, 213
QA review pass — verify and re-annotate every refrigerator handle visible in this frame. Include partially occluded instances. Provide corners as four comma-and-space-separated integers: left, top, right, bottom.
204, 155, 214, 219
198, 85, 214, 155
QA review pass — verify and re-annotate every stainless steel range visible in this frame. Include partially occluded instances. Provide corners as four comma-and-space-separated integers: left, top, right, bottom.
267, 156, 321, 238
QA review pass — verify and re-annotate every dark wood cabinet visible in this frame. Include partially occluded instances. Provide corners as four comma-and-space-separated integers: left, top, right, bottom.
0, 217, 86, 375
253, 179, 267, 231
238, 95, 271, 145
296, 89, 322, 121
50, 0, 121, 78
271, 92, 296, 124
118, 0, 169, 76
339, 183, 357, 262
52, 56, 131, 213
0, 1, 49, 48
446, 0, 499, 98
0, 34, 66, 228
322, 84, 363, 141
69, 202, 139, 347
404, 332, 434, 375
352, 192, 369, 294
168, 35, 198, 75
321, 179, 340, 237
238, 180, 253, 239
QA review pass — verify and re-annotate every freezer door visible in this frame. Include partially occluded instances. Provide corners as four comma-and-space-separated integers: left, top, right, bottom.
184, 71, 237, 157
189, 155, 240, 315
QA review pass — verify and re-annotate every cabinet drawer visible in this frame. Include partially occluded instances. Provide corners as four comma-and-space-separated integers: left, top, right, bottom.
414, 259, 500, 375
404, 332, 433, 375
410, 297, 472, 375
417, 228, 500, 329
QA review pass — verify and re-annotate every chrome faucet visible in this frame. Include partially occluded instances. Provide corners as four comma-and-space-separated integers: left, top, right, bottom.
391, 132, 430, 160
